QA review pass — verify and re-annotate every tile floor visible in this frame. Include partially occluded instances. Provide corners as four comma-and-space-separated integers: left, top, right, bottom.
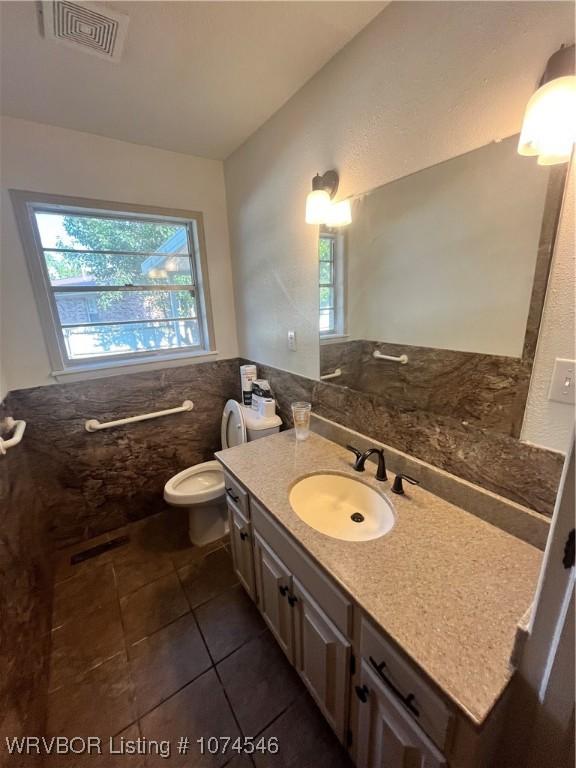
47, 511, 353, 767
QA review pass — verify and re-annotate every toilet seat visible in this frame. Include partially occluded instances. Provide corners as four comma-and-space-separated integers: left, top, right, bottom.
221, 399, 247, 448
163, 460, 224, 506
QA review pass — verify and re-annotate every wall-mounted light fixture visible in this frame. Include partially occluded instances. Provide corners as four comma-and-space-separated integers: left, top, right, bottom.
305, 170, 351, 226
518, 43, 576, 165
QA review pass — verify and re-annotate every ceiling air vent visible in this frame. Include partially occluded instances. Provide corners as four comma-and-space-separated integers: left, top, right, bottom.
41, 1, 129, 62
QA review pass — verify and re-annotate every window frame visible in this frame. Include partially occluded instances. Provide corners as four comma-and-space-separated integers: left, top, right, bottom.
10, 191, 216, 376
319, 229, 347, 339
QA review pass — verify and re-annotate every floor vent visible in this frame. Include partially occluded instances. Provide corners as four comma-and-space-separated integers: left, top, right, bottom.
70, 534, 130, 565
41, 1, 129, 62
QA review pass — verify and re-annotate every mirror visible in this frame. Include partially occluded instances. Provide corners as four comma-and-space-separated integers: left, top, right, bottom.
318, 135, 566, 437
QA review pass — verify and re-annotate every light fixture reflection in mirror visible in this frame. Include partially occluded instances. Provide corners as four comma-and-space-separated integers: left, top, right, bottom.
518, 43, 576, 165
325, 199, 352, 227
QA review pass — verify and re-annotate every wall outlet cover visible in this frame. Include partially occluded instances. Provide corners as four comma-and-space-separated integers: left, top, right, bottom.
287, 330, 297, 351
548, 358, 576, 405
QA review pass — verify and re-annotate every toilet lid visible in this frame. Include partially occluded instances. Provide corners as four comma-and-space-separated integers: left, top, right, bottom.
221, 400, 247, 448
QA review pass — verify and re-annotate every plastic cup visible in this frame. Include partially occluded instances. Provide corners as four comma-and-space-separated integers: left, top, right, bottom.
291, 402, 312, 441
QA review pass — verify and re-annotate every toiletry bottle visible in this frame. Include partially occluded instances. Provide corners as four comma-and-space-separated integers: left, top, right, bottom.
240, 365, 257, 406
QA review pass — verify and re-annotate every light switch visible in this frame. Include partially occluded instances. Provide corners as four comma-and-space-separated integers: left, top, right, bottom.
549, 358, 576, 405
287, 330, 297, 351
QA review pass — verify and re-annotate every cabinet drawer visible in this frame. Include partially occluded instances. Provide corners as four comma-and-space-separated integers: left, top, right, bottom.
224, 471, 250, 517
355, 659, 447, 768
360, 616, 453, 750
252, 498, 352, 637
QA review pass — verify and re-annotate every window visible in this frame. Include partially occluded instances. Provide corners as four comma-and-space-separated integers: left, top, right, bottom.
319, 231, 346, 337
11, 192, 215, 374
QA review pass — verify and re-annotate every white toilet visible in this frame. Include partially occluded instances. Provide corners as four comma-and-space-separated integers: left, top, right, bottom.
164, 399, 281, 546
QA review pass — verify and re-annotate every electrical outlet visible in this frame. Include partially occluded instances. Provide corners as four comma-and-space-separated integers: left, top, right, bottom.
287, 330, 297, 351
549, 358, 575, 405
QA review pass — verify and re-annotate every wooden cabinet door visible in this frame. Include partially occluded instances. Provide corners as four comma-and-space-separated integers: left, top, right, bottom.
292, 577, 351, 741
253, 531, 294, 661
355, 661, 446, 768
228, 502, 256, 601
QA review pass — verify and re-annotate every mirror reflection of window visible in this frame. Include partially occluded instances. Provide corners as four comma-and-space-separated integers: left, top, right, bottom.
319, 230, 346, 338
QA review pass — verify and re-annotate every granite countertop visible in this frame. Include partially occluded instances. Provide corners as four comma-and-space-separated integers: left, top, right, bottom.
216, 430, 543, 726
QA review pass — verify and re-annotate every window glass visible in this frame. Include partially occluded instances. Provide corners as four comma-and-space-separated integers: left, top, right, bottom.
23, 204, 210, 366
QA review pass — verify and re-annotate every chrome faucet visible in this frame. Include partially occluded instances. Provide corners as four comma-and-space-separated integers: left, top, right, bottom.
346, 445, 388, 481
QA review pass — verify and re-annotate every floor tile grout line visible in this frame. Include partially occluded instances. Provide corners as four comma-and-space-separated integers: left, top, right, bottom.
47, 649, 126, 696
47, 589, 241, 726
127, 609, 190, 650
183, 594, 251, 743
52, 554, 115, 588
49, 521, 263, 746
208, 638, 250, 743
112, 557, 139, 728
210, 625, 269, 667
177, 570, 240, 614
136, 661, 215, 724
115, 537, 230, 604
119, 567, 238, 654
53, 522, 229, 593
50, 592, 120, 633
136, 623, 269, 725
252, 697, 299, 739
115, 559, 177, 603
170, 539, 228, 573
48, 570, 125, 692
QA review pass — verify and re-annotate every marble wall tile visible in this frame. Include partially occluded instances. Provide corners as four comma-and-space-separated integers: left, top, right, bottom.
0, 400, 52, 755
7, 359, 241, 548
311, 413, 551, 549
249, 361, 564, 517
320, 339, 527, 436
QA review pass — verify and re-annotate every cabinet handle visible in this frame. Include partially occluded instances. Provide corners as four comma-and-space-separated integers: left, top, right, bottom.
226, 487, 240, 503
278, 585, 288, 597
369, 656, 420, 718
288, 594, 298, 607
355, 684, 369, 703
239, 530, 249, 541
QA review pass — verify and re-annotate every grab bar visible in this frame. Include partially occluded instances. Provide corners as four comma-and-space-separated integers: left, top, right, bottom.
320, 368, 342, 381
0, 417, 27, 455
372, 350, 408, 365
85, 400, 193, 432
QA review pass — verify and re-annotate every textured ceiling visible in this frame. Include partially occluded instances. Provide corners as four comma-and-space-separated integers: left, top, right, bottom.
0, 1, 386, 159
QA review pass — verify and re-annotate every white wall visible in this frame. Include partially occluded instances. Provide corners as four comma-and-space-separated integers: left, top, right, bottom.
225, 0, 574, 449
346, 136, 548, 357
522, 163, 576, 453
0, 116, 238, 394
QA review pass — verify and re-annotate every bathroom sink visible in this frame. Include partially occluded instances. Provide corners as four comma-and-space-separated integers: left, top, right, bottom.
289, 473, 395, 542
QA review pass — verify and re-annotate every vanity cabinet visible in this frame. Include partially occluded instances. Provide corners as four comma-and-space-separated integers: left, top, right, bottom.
218, 459, 516, 768
355, 660, 446, 768
358, 618, 452, 750
253, 530, 294, 658
225, 482, 257, 602
253, 527, 351, 742
292, 577, 351, 739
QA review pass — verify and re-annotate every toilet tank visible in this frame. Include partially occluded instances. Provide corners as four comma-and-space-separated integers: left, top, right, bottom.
241, 405, 282, 442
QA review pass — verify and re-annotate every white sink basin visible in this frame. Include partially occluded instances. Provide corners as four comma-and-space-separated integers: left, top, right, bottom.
289, 473, 395, 542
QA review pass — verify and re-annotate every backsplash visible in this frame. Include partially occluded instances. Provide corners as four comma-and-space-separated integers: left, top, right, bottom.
249, 361, 564, 517
5, 359, 240, 548
0, 405, 52, 746
2, 353, 564, 563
